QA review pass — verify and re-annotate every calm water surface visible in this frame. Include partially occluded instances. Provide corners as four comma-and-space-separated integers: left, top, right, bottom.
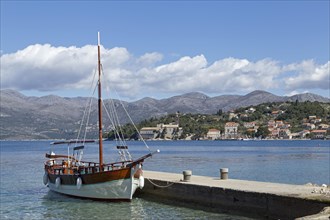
1, 140, 329, 219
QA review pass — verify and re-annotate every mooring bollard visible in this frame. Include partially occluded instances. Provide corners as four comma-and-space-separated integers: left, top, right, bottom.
220, 168, 228, 180
183, 170, 192, 182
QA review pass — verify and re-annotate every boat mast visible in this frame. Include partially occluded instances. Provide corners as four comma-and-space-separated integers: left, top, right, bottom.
97, 32, 103, 169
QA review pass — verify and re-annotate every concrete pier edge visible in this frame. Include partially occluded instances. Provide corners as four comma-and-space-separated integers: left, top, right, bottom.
137, 170, 330, 219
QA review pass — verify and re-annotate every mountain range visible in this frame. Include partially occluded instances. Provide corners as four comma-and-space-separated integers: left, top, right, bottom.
1, 89, 329, 140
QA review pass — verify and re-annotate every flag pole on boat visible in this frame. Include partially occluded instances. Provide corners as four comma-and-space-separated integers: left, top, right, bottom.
97, 31, 103, 170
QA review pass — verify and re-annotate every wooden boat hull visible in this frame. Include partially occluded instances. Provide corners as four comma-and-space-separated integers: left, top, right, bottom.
45, 167, 142, 200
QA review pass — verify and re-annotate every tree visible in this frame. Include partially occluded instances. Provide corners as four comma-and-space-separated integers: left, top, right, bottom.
255, 126, 270, 139
246, 129, 256, 138
217, 109, 223, 116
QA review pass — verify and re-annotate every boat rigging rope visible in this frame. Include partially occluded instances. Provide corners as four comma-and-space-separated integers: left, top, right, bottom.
146, 178, 180, 188
83, 87, 96, 142
99, 66, 133, 162
102, 100, 121, 139
100, 65, 151, 152
119, 97, 151, 151
108, 86, 151, 151
75, 67, 98, 146
100, 65, 127, 148
102, 100, 132, 162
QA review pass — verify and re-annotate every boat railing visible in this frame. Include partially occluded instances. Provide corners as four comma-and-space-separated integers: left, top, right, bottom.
45, 155, 133, 175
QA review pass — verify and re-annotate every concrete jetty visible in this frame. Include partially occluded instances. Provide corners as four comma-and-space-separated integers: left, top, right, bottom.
138, 170, 330, 219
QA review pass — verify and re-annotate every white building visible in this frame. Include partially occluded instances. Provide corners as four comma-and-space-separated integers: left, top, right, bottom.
139, 127, 159, 140
140, 123, 183, 140
207, 129, 221, 140
224, 122, 239, 139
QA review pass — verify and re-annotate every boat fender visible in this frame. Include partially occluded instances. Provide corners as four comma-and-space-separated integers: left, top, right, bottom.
76, 177, 82, 190
55, 177, 61, 189
139, 176, 144, 189
43, 173, 49, 185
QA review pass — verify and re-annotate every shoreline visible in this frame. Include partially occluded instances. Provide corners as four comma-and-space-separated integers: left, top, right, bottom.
1, 138, 330, 142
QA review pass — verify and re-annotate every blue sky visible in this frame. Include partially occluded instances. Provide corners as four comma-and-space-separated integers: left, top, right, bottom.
1, 1, 329, 100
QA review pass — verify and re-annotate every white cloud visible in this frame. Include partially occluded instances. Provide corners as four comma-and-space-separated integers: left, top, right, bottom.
0, 44, 130, 92
284, 60, 330, 90
136, 52, 163, 66
200, 58, 282, 93
1, 44, 329, 99
102, 47, 131, 66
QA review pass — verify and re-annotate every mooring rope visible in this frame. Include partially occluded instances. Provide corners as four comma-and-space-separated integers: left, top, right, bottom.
146, 178, 180, 188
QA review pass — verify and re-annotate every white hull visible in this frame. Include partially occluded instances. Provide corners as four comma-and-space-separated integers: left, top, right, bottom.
48, 177, 140, 200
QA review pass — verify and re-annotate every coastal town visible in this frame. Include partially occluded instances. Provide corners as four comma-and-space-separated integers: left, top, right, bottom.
136, 102, 330, 141
139, 116, 329, 140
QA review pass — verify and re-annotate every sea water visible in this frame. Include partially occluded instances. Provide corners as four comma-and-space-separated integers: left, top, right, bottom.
0, 140, 329, 219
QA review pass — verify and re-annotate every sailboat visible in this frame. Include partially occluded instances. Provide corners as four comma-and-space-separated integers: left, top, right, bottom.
43, 32, 159, 200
